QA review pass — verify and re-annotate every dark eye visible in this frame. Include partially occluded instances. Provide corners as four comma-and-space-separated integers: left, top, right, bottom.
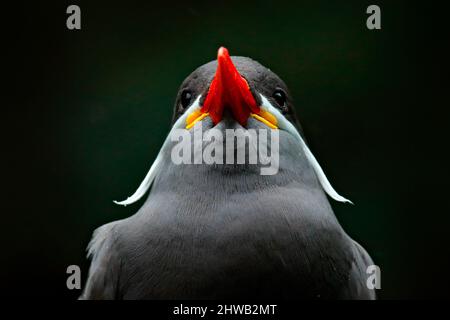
180, 90, 192, 109
273, 89, 287, 108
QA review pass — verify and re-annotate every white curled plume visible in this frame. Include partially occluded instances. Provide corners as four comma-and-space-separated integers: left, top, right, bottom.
113, 95, 202, 206
260, 94, 353, 204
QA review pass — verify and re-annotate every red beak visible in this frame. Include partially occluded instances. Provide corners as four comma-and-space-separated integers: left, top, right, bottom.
201, 47, 260, 125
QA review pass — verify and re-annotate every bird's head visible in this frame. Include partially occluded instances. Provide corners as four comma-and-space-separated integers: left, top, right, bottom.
114, 47, 351, 206
172, 47, 300, 133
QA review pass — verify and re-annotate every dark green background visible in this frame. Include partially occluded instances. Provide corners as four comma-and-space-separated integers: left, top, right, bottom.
3, 0, 448, 299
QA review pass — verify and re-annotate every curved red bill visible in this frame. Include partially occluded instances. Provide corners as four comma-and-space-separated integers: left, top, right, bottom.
201, 47, 260, 125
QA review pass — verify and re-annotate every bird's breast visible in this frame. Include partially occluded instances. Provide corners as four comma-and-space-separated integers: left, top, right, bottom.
119, 181, 352, 299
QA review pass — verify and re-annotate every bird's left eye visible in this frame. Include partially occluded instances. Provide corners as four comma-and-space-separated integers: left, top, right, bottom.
181, 90, 192, 109
273, 89, 287, 109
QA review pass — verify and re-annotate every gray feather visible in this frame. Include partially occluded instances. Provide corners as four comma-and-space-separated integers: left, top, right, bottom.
82, 56, 375, 299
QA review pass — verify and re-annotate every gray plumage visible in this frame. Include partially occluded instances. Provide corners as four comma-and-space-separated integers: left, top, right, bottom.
80, 57, 375, 300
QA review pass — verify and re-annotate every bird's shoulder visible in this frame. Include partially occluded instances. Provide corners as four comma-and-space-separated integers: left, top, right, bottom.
87, 221, 121, 259
80, 220, 126, 299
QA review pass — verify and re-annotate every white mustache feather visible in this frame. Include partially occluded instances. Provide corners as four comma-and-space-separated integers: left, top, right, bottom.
114, 93, 351, 206
259, 94, 352, 204
113, 96, 202, 206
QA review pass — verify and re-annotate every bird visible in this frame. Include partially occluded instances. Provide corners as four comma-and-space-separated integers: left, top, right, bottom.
80, 47, 375, 300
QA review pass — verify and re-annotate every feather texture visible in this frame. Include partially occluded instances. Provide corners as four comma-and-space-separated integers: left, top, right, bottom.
260, 94, 352, 204
113, 96, 202, 206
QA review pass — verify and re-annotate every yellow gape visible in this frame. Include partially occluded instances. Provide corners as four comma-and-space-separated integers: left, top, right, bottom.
250, 110, 278, 129
186, 109, 209, 129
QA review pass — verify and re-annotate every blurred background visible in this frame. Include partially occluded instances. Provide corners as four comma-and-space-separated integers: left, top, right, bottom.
3, 0, 448, 299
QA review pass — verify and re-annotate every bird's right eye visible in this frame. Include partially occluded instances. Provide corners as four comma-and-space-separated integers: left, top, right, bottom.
273, 89, 287, 108
181, 90, 192, 109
